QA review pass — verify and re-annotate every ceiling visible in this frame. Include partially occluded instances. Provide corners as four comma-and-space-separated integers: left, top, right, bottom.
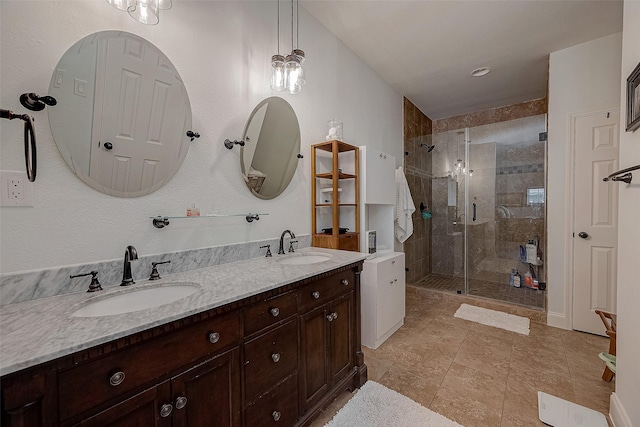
301, 0, 623, 120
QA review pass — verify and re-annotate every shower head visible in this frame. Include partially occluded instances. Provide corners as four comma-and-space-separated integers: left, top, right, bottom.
420, 143, 435, 153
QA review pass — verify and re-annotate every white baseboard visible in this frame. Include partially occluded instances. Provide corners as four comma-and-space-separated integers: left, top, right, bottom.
546, 311, 570, 330
610, 392, 633, 427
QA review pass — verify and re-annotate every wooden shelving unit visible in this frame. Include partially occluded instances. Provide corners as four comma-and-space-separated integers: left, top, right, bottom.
311, 140, 360, 251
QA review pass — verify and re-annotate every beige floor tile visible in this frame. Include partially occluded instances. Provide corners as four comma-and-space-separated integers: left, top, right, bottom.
362, 351, 394, 382
439, 362, 506, 410
468, 321, 519, 342
453, 331, 512, 381
377, 363, 441, 407
392, 340, 456, 384
429, 385, 503, 427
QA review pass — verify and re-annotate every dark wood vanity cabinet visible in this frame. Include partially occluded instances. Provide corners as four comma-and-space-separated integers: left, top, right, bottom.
1, 262, 366, 427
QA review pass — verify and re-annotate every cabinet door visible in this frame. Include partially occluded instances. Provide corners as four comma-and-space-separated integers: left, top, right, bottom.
78, 383, 171, 427
1, 370, 57, 427
299, 304, 330, 410
171, 348, 241, 427
328, 291, 354, 384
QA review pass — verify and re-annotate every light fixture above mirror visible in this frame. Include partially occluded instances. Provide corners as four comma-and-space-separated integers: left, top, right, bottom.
271, 0, 306, 94
106, 0, 171, 25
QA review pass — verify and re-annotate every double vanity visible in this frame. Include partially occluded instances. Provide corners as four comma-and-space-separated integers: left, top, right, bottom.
0, 248, 368, 426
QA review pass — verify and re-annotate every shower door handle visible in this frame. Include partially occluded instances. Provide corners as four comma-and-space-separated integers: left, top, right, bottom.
472, 203, 477, 222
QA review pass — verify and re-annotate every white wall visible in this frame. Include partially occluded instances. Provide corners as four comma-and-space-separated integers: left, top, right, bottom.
546, 33, 622, 328
612, 2, 640, 425
0, 1, 403, 274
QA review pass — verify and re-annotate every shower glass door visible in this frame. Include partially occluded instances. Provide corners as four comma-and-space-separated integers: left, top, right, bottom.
429, 129, 468, 294
427, 114, 547, 309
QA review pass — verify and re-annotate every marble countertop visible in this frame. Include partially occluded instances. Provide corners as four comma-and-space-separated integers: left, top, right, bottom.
0, 248, 368, 376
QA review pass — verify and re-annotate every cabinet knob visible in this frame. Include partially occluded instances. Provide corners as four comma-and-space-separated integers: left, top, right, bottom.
269, 307, 280, 317
394, 278, 398, 282
389, 280, 394, 284
109, 371, 125, 386
312, 291, 320, 299
272, 410, 281, 422
160, 403, 173, 417
208, 332, 220, 344
175, 396, 188, 410
271, 353, 281, 363
341, 279, 349, 286
333, 312, 338, 320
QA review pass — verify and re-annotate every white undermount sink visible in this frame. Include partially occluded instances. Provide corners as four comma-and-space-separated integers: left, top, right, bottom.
71, 283, 200, 317
277, 252, 332, 265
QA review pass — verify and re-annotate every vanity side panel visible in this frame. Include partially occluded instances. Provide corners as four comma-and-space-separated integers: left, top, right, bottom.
0, 365, 58, 427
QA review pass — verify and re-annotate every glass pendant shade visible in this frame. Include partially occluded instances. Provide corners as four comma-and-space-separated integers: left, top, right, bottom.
158, 0, 172, 9
128, 0, 159, 25
292, 49, 305, 85
285, 54, 301, 94
271, 55, 286, 92
106, 0, 132, 11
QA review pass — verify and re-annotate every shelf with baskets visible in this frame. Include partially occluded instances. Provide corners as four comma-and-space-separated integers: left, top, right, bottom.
311, 140, 360, 252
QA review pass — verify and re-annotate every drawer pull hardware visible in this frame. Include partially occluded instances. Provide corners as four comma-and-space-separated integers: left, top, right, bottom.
333, 312, 339, 320
175, 396, 188, 410
312, 291, 320, 299
160, 403, 173, 417
271, 353, 281, 363
341, 279, 349, 286
327, 312, 338, 322
272, 410, 282, 421
270, 307, 280, 317
109, 371, 125, 386
208, 332, 221, 344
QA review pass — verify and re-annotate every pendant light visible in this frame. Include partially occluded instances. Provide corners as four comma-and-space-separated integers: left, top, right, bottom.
271, 0, 286, 92
107, 0, 170, 25
283, 0, 305, 94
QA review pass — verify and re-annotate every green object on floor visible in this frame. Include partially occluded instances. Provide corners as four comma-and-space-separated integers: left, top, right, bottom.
598, 352, 616, 373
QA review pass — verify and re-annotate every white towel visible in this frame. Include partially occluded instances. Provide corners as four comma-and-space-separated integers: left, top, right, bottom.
395, 167, 415, 243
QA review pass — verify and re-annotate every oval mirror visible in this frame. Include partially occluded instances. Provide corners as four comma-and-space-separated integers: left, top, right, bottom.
48, 31, 192, 197
240, 97, 301, 199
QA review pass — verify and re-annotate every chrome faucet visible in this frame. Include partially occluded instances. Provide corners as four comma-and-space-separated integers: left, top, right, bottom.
278, 230, 296, 255
120, 245, 139, 286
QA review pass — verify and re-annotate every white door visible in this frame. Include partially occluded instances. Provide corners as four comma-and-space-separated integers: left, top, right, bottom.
91, 35, 187, 194
572, 111, 619, 335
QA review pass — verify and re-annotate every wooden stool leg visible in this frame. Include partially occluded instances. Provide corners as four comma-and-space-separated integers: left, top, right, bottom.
602, 366, 614, 382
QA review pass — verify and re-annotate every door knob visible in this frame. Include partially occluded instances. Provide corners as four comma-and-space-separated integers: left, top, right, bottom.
103, 141, 113, 150
578, 232, 589, 239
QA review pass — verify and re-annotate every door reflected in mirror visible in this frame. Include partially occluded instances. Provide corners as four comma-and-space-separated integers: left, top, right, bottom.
240, 97, 301, 199
48, 31, 192, 197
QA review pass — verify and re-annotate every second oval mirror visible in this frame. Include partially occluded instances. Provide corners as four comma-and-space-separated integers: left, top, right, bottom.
48, 31, 192, 197
241, 97, 301, 199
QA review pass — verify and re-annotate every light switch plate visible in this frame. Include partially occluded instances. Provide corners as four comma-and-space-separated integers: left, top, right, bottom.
1, 170, 33, 206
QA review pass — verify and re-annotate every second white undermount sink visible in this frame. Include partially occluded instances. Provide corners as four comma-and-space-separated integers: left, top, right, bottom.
277, 252, 332, 265
72, 282, 200, 317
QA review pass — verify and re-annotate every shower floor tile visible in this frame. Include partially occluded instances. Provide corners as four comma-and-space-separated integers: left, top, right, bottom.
414, 274, 546, 310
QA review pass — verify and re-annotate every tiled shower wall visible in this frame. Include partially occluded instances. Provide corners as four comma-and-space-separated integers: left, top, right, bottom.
403, 97, 433, 285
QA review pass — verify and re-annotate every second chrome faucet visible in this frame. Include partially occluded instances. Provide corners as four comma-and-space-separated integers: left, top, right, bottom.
121, 245, 138, 286
278, 230, 296, 255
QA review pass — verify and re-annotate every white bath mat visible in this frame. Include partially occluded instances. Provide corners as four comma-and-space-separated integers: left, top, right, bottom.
324, 381, 463, 427
454, 303, 530, 335
538, 392, 608, 427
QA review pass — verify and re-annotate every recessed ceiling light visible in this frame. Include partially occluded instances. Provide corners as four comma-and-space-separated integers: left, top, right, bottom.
471, 67, 491, 77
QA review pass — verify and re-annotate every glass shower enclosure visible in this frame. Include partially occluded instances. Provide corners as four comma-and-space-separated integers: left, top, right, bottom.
425, 114, 547, 309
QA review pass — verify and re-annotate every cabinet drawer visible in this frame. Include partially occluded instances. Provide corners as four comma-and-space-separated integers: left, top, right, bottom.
58, 310, 241, 422
245, 374, 298, 427
299, 270, 354, 312
244, 319, 298, 399
244, 291, 297, 336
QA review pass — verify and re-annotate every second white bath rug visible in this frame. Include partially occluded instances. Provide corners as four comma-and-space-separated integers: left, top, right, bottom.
454, 303, 530, 335
324, 381, 463, 427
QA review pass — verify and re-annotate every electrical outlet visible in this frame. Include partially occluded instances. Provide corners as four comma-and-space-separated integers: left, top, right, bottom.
1, 171, 33, 206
